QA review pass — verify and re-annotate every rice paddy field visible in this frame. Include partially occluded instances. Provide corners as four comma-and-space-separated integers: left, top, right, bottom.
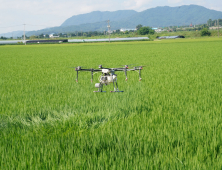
0, 38, 222, 169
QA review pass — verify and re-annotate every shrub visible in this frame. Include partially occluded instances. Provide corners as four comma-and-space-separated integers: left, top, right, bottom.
201, 28, 211, 36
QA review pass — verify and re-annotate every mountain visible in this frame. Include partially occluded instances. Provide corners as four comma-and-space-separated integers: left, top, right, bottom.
61, 10, 138, 27
7, 5, 222, 37
61, 5, 222, 28
1, 31, 24, 38
122, 5, 222, 27
26, 20, 136, 36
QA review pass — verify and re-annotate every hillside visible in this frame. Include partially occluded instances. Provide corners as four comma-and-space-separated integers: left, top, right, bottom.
61, 10, 137, 27
124, 5, 222, 27
25, 5, 222, 35
60, 5, 222, 28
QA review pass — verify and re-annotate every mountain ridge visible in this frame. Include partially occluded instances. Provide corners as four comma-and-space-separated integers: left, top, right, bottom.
61, 10, 138, 27
2, 5, 222, 37
61, 4, 222, 28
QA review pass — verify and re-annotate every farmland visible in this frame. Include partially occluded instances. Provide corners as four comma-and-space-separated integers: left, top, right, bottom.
0, 38, 222, 169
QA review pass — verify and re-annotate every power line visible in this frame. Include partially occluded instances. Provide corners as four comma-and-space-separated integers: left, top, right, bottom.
23, 24, 26, 45
0, 24, 23, 28
26, 24, 52, 27
218, 19, 219, 38
107, 20, 110, 43
0, 24, 52, 29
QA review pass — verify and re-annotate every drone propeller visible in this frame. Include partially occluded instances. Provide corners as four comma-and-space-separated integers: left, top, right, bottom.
130, 65, 147, 69
70, 65, 86, 68
127, 65, 147, 81
73, 66, 102, 83
118, 63, 138, 67
98, 65, 110, 69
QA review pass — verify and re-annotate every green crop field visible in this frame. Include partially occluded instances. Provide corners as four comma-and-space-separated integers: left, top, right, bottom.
0, 38, 222, 169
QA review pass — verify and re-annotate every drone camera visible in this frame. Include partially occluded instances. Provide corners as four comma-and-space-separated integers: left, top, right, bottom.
101, 76, 107, 81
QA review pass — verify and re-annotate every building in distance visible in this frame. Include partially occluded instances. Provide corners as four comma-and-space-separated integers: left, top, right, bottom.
120, 28, 136, 32
49, 33, 59, 38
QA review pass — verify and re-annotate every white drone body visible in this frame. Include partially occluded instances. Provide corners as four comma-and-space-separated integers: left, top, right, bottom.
74, 65, 144, 92
95, 69, 118, 92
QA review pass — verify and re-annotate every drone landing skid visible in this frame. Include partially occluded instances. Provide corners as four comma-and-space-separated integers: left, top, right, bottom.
110, 91, 124, 93
93, 91, 106, 93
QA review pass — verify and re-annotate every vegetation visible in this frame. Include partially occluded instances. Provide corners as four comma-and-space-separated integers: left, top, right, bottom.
201, 28, 211, 36
0, 38, 222, 169
207, 19, 222, 27
0, 36, 7, 40
137, 26, 154, 35
136, 24, 143, 30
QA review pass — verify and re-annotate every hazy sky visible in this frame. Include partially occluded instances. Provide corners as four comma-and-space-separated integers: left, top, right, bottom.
0, 0, 221, 34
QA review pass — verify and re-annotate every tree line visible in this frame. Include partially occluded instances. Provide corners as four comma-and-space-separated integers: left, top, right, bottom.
207, 19, 222, 27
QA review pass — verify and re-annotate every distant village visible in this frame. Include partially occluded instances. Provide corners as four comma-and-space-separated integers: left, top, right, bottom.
0, 19, 222, 40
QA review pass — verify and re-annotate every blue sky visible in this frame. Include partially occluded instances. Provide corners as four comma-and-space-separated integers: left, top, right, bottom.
0, 0, 222, 34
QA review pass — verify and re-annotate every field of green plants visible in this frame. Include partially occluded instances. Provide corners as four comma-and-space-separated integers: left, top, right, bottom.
0, 38, 222, 169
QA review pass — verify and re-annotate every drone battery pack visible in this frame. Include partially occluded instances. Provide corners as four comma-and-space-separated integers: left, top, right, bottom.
95, 83, 101, 88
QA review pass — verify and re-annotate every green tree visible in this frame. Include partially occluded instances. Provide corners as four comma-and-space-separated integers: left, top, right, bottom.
149, 29, 155, 35
138, 26, 154, 35
207, 19, 212, 26
115, 29, 120, 33
30, 35, 37, 39
136, 24, 143, 30
38, 34, 44, 38
125, 30, 129, 34
219, 19, 222, 26
201, 28, 211, 36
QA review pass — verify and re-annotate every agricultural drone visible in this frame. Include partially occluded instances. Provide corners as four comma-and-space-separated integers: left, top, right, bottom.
74, 65, 144, 92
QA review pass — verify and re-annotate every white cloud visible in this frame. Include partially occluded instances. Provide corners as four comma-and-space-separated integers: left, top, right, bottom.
123, 0, 153, 11
167, 0, 183, 4
0, 0, 222, 34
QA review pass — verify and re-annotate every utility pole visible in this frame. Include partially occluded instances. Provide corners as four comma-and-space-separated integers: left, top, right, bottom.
107, 20, 111, 43
23, 24, 26, 45
218, 19, 219, 38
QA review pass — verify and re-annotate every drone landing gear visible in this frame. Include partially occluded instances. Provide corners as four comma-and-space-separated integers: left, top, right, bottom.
110, 81, 124, 92
110, 91, 124, 93
93, 83, 106, 93
94, 91, 106, 93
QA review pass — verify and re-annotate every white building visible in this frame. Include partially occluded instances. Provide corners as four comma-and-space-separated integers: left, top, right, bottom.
49, 33, 59, 38
209, 26, 222, 30
120, 28, 136, 32
153, 28, 166, 33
